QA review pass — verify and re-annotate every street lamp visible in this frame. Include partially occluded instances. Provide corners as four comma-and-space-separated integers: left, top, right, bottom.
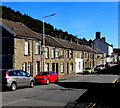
42, 13, 55, 71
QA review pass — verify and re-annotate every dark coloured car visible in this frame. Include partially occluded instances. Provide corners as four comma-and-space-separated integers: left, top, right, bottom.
2, 69, 35, 91
34, 71, 58, 85
94, 64, 106, 71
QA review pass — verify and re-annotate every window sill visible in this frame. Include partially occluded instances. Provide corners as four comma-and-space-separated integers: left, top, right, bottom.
24, 54, 30, 56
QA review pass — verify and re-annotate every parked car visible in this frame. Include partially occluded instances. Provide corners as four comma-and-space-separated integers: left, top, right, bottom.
94, 64, 106, 71
83, 67, 94, 74
2, 69, 35, 91
34, 71, 58, 85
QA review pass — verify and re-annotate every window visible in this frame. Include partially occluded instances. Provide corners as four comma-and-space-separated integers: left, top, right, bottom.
81, 52, 84, 58
78, 62, 81, 70
19, 70, 26, 76
45, 47, 49, 59
52, 48, 55, 58
22, 62, 27, 72
70, 50, 73, 58
70, 62, 73, 71
35, 42, 40, 55
44, 63, 49, 71
61, 49, 64, 58
24, 41, 29, 55
50, 72, 56, 75
8, 71, 14, 76
36, 61, 40, 75
28, 62, 31, 74
67, 50, 69, 58
14, 70, 21, 76
60, 63, 64, 73
55, 48, 59, 58
79, 52, 81, 58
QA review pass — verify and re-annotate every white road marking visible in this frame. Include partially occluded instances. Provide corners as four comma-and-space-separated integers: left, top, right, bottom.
3, 99, 28, 106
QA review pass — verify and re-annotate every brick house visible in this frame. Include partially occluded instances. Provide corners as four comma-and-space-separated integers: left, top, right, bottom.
1, 19, 105, 78
1, 19, 42, 76
44, 35, 105, 77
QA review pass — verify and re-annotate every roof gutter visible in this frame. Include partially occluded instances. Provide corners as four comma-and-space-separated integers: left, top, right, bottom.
0, 22, 16, 37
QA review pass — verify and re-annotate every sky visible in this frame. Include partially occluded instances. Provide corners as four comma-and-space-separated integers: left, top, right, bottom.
1, 2, 119, 48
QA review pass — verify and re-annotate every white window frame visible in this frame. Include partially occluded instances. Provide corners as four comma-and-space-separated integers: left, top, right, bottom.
45, 47, 49, 59
35, 42, 40, 55
61, 49, 64, 58
44, 63, 49, 71
52, 48, 55, 58
28, 62, 31, 74
60, 63, 64, 73
36, 62, 38, 75
22, 62, 27, 71
55, 48, 59, 58
24, 41, 29, 55
70, 62, 73, 71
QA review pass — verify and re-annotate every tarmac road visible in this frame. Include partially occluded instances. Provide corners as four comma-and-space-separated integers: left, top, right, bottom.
2, 83, 86, 108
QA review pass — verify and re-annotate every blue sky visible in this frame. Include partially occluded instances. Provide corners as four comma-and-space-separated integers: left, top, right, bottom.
2, 2, 118, 48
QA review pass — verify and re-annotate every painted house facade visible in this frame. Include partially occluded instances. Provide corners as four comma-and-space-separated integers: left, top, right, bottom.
91, 32, 113, 63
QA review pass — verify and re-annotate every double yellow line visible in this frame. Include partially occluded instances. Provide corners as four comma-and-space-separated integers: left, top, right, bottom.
87, 103, 96, 108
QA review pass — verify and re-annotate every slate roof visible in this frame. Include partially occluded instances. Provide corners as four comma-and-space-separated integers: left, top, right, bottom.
45, 35, 102, 53
93, 38, 113, 47
45, 35, 65, 48
1, 19, 104, 54
1, 18, 42, 40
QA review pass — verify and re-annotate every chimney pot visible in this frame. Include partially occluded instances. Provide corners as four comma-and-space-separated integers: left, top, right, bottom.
96, 32, 101, 39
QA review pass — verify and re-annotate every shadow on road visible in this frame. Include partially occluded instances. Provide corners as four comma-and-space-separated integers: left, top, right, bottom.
95, 64, 120, 75
59, 64, 120, 108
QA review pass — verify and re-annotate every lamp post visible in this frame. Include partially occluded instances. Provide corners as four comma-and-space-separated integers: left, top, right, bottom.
42, 13, 55, 71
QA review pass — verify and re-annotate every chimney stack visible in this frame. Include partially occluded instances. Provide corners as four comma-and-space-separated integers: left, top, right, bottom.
96, 32, 101, 39
102, 37, 106, 41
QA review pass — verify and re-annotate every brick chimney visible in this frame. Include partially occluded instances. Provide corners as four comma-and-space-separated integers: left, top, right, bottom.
96, 32, 101, 39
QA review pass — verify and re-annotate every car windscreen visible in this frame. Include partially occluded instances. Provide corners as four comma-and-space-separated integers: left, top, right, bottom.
38, 72, 49, 75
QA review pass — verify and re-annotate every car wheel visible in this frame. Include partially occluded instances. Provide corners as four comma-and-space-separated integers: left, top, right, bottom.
55, 78, 58, 83
11, 82, 17, 91
30, 81, 34, 88
46, 79, 50, 85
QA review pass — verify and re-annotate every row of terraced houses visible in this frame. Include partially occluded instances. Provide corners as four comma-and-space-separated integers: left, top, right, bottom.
1, 19, 115, 79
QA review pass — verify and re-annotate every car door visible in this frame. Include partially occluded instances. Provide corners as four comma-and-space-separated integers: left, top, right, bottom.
20, 70, 30, 86
24, 71, 31, 86
14, 70, 24, 87
50, 72, 56, 82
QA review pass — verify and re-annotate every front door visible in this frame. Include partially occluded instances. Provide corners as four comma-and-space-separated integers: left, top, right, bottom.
52, 63, 55, 71
67, 62, 69, 74
56, 63, 58, 74
36, 61, 40, 75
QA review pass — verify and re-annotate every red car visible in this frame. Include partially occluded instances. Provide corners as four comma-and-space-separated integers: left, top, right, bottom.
34, 71, 58, 85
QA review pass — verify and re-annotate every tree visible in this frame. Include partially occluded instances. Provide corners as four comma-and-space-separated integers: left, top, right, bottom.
2, 6, 89, 45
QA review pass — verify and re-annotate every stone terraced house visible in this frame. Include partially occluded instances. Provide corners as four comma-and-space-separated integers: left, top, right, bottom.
1, 19, 105, 78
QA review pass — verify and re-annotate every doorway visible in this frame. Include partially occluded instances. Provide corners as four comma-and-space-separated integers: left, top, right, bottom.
52, 63, 55, 71
56, 63, 58, 74
67, 62, 69, 74
36, 61, 40, 75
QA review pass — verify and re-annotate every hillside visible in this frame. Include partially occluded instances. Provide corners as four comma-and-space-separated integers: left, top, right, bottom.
1, 6, 91, 45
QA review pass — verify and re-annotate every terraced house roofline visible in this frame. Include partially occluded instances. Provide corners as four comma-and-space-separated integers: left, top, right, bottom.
1, 18, 42, 40
1, 18, 105, 55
